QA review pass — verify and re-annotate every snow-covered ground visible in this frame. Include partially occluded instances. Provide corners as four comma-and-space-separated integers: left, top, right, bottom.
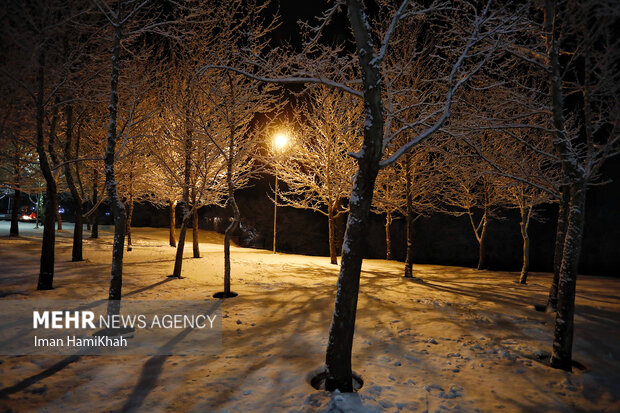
0, 221, 619, 412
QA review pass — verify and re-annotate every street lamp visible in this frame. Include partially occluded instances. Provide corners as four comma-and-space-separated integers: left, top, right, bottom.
273, 133, 288, 254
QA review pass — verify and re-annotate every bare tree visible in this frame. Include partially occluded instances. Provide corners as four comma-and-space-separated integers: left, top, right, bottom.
71, 106, 110, 241
1, 0, 96, 289
489, 128, 558, 284
374, 144, 441, 276
152, 108, 225, 278
107, 65, 162, 253
372, 157, 405, 260
474, 0, 619, 369
322, 1, 514, 390
0, 94, 40, 236
443, 106, 561, 278
200, 0, 519, 390
272, 86, 361, 264
540, 0, 619, 370
506, 181, 550, 283
195, 70, 268, 297
439, 140, 507, 270
117, 133, 158, 252
62, 103, 87, 261
152, 60, 227, 279
147, 175, 181, 247
93, 0, 211, 310
197, 52, 279, 296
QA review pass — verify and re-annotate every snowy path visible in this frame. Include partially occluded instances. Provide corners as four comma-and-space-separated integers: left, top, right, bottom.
0, 224, 619, 412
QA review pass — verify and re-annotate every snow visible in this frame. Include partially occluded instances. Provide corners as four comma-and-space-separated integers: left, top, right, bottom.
364, 107, 374, 131
349, 191, 360, 205
1, 222, 620, 412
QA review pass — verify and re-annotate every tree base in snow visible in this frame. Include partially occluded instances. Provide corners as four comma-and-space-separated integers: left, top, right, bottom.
167, 275, 184, 279
308, 366, 363, 392
530, 350, 587, 372
533, 303, 556, 313
551, 359, 587, 372
403, 276, 424, 283
568, 359, 587, 371
213, 291, 238, 299
36, 285, 54, 291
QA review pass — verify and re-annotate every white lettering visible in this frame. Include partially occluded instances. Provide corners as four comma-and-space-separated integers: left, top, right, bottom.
51, 311, 63, 328
33, 311, 49, 328
82, 311, 96, 329
65, 311, 80, 328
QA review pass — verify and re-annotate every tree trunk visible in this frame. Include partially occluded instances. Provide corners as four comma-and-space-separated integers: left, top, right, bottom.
9, 188, 20, 236
547, 187, 568, 310
173, 92, 193, 277
324, 0, 385, 392
328, 201, 338, 265
543, 0, 588, 369
404, 214, 414, 277
477, 211, 488, 270
550, 182, 586, 371
72, 206, 83, 262
385, 211, 392, 260
126, 199, 134, 252
325, 168, 380, 392
39, 188, 57, 290
224, 194, 240, 295
90, 169, 99, 239
221, 73, 240, 296
63, 103, 84, 262
172, 213, 189, 278
169, 200, 177, 247
35, 50, 56, 291
404, 155, 414, 278
86, 190, 95, 231
273, 168, 278, 254
104, 22, 126, 309
519, 206, 531, 284
34, 192, 41, 229
192, 206, 200, 258
126, 162, 134, 252
519, 234, 530, 284
544, 0, 575, 313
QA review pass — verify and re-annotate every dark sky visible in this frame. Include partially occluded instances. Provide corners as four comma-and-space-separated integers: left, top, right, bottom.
267, 1, 352, 48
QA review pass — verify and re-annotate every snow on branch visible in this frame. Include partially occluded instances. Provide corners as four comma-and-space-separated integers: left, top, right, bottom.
298, 1, 345, 54
380, 51, 492, 168
460, 135, 560, 198
373, 0, 411, 66
379, 0, 508, 168
196, 65, 363, 98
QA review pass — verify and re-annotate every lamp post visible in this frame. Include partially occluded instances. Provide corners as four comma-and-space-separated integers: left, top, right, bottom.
273, 133, 288, 253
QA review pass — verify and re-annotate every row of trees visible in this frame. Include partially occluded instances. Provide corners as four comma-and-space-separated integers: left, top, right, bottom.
0, 0, 280, 303
1, 0, 617, 393
219, 0, 617, 389
271, 86, 554, 287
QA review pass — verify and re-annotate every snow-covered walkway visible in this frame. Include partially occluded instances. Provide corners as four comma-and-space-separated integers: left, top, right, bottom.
1, 223, 618, 412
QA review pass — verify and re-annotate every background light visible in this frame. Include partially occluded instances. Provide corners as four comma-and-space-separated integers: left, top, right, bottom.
274, 133, 288, 149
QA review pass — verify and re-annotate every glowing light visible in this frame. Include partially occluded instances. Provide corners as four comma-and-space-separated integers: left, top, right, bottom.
274, 133, 288, 149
